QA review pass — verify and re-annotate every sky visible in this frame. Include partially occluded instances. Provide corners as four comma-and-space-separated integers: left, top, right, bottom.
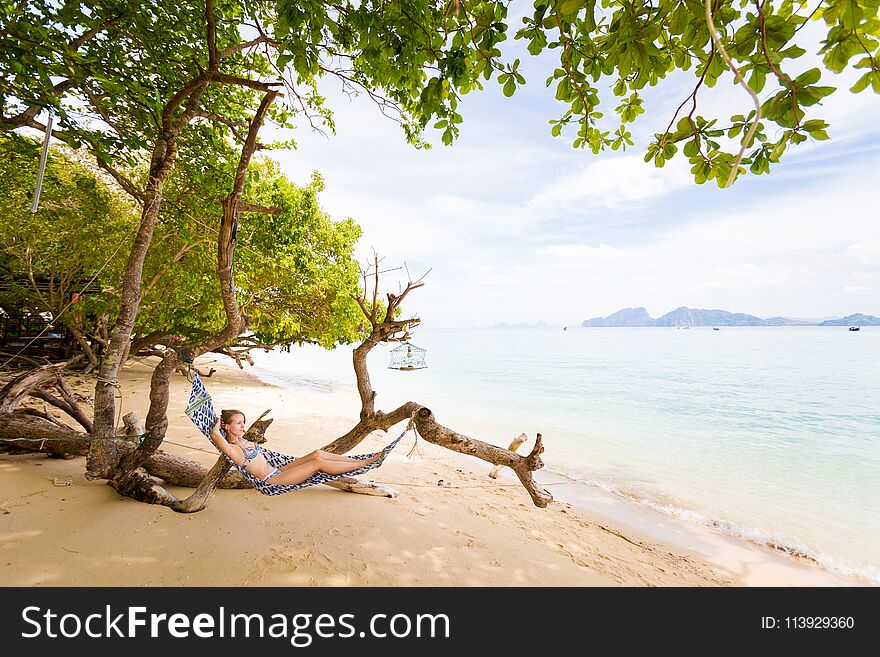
264, 21, 880, 329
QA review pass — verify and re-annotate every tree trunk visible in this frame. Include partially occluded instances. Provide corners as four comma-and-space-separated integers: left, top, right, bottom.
66, 323, 98, 372
89, 137, 179, 477
413, 408, 552, 508
171, 455, 235, 513
102, 91, 278, 508
0, 361, 70, 414
108, 351, 180, 490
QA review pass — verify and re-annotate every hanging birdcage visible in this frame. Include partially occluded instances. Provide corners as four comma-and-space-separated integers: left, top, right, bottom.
388, 341, 427, 370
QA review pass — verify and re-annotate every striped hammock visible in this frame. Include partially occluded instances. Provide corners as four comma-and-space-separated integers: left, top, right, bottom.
185, 371, 406, 495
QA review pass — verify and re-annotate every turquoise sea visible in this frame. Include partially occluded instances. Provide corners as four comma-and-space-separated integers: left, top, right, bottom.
251, 327, 880, 583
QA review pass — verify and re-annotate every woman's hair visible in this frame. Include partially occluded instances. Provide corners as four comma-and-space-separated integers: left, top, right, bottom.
220, 409, 246, 424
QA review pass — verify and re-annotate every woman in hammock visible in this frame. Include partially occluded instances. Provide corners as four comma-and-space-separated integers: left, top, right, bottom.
210, 409, 385, 486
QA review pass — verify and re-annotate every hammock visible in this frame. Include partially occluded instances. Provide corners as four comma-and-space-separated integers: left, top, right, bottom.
185, 371, 406, 495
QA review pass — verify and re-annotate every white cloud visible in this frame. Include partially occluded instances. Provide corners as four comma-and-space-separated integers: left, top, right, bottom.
537, 243, 624, 261
841, 285, 872, 295
692, 264, 769, 292
841, 241, 880, 267
260, 36, 880, 328
527, 155, 693, 212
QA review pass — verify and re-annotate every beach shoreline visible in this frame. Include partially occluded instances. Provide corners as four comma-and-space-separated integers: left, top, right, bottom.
0, 355, 868, 587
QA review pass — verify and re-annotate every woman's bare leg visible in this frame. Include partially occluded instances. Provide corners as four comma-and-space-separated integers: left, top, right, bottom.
267, 454, 380, 486
280, 450, 372, 474
317, 450, 372, 463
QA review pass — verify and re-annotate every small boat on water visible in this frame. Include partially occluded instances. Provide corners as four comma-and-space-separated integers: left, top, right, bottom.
848, 326, 860, 331
712, 327, 720, 331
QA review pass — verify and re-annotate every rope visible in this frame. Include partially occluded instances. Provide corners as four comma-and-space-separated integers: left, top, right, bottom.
2, 432, 262, 458
374, 481, 520, 489
0, 433, 226, 457
95, 376, 125, 433
405, 412, 422, 459
371, 480, 570, 490
161, 438, 219, 456
0, 433, 145, 443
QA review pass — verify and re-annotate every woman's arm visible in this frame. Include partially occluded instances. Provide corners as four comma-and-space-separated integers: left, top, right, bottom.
210, 420, 241, 465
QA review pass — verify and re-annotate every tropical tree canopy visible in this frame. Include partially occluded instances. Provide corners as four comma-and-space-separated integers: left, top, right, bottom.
139, 163, 365, 351
0, 134, 135, 328
2, 1, 877, 190
0, 135, 363, 355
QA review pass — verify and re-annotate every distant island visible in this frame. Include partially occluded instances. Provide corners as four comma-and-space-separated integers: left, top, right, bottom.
581, 307, 880, 327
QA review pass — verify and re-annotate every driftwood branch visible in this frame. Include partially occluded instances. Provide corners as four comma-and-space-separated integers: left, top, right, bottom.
415, 409, 551, 507
324, 259, 551, 507
29, 390, 79, 422
54, 377, 93, 432
322, 477, 398, 497
172, 455, 235, 512
489, 433, 528, 479
107, 468, 181, 506
0, 358, 82, 414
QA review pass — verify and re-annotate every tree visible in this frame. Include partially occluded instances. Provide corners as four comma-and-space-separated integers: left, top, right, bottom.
0, 134, 138, 370
5, 2, 879, 183
133, 162, 366, 361
0, 135, 365, 365
1, 0, 877, 506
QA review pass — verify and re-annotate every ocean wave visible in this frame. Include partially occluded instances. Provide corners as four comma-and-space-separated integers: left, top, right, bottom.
543, 466, 880, 585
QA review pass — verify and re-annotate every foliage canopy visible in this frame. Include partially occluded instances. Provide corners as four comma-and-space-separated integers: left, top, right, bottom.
2, 1, 878, 190
0, 136, 364, 354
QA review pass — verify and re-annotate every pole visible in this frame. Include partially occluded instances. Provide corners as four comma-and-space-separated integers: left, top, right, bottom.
31, 106, 54, 213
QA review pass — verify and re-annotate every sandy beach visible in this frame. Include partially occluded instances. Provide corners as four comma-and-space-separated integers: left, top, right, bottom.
0, 355, 868, 587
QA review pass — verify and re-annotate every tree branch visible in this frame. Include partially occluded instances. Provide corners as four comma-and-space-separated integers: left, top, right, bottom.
193, 110, 250, 143
205, 72, 284, 93
206, 0, 219, 70
414, 407, 552, 507
324, 261, 549, 506
219, 35, 275, 60
96, 159, 146, 203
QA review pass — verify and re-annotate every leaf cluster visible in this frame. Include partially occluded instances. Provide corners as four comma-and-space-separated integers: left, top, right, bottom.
0, 134, 364, 353
4, 0, 877, 204
0, 134, 136, 327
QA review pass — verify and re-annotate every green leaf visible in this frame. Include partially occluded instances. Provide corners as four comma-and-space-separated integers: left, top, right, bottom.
676, 117, 694, 133
559, 0, 585, 17
850, 71, 872, 93
801, 119, 828, 132
748, 68, 767, 93
794, 68, 821, 86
